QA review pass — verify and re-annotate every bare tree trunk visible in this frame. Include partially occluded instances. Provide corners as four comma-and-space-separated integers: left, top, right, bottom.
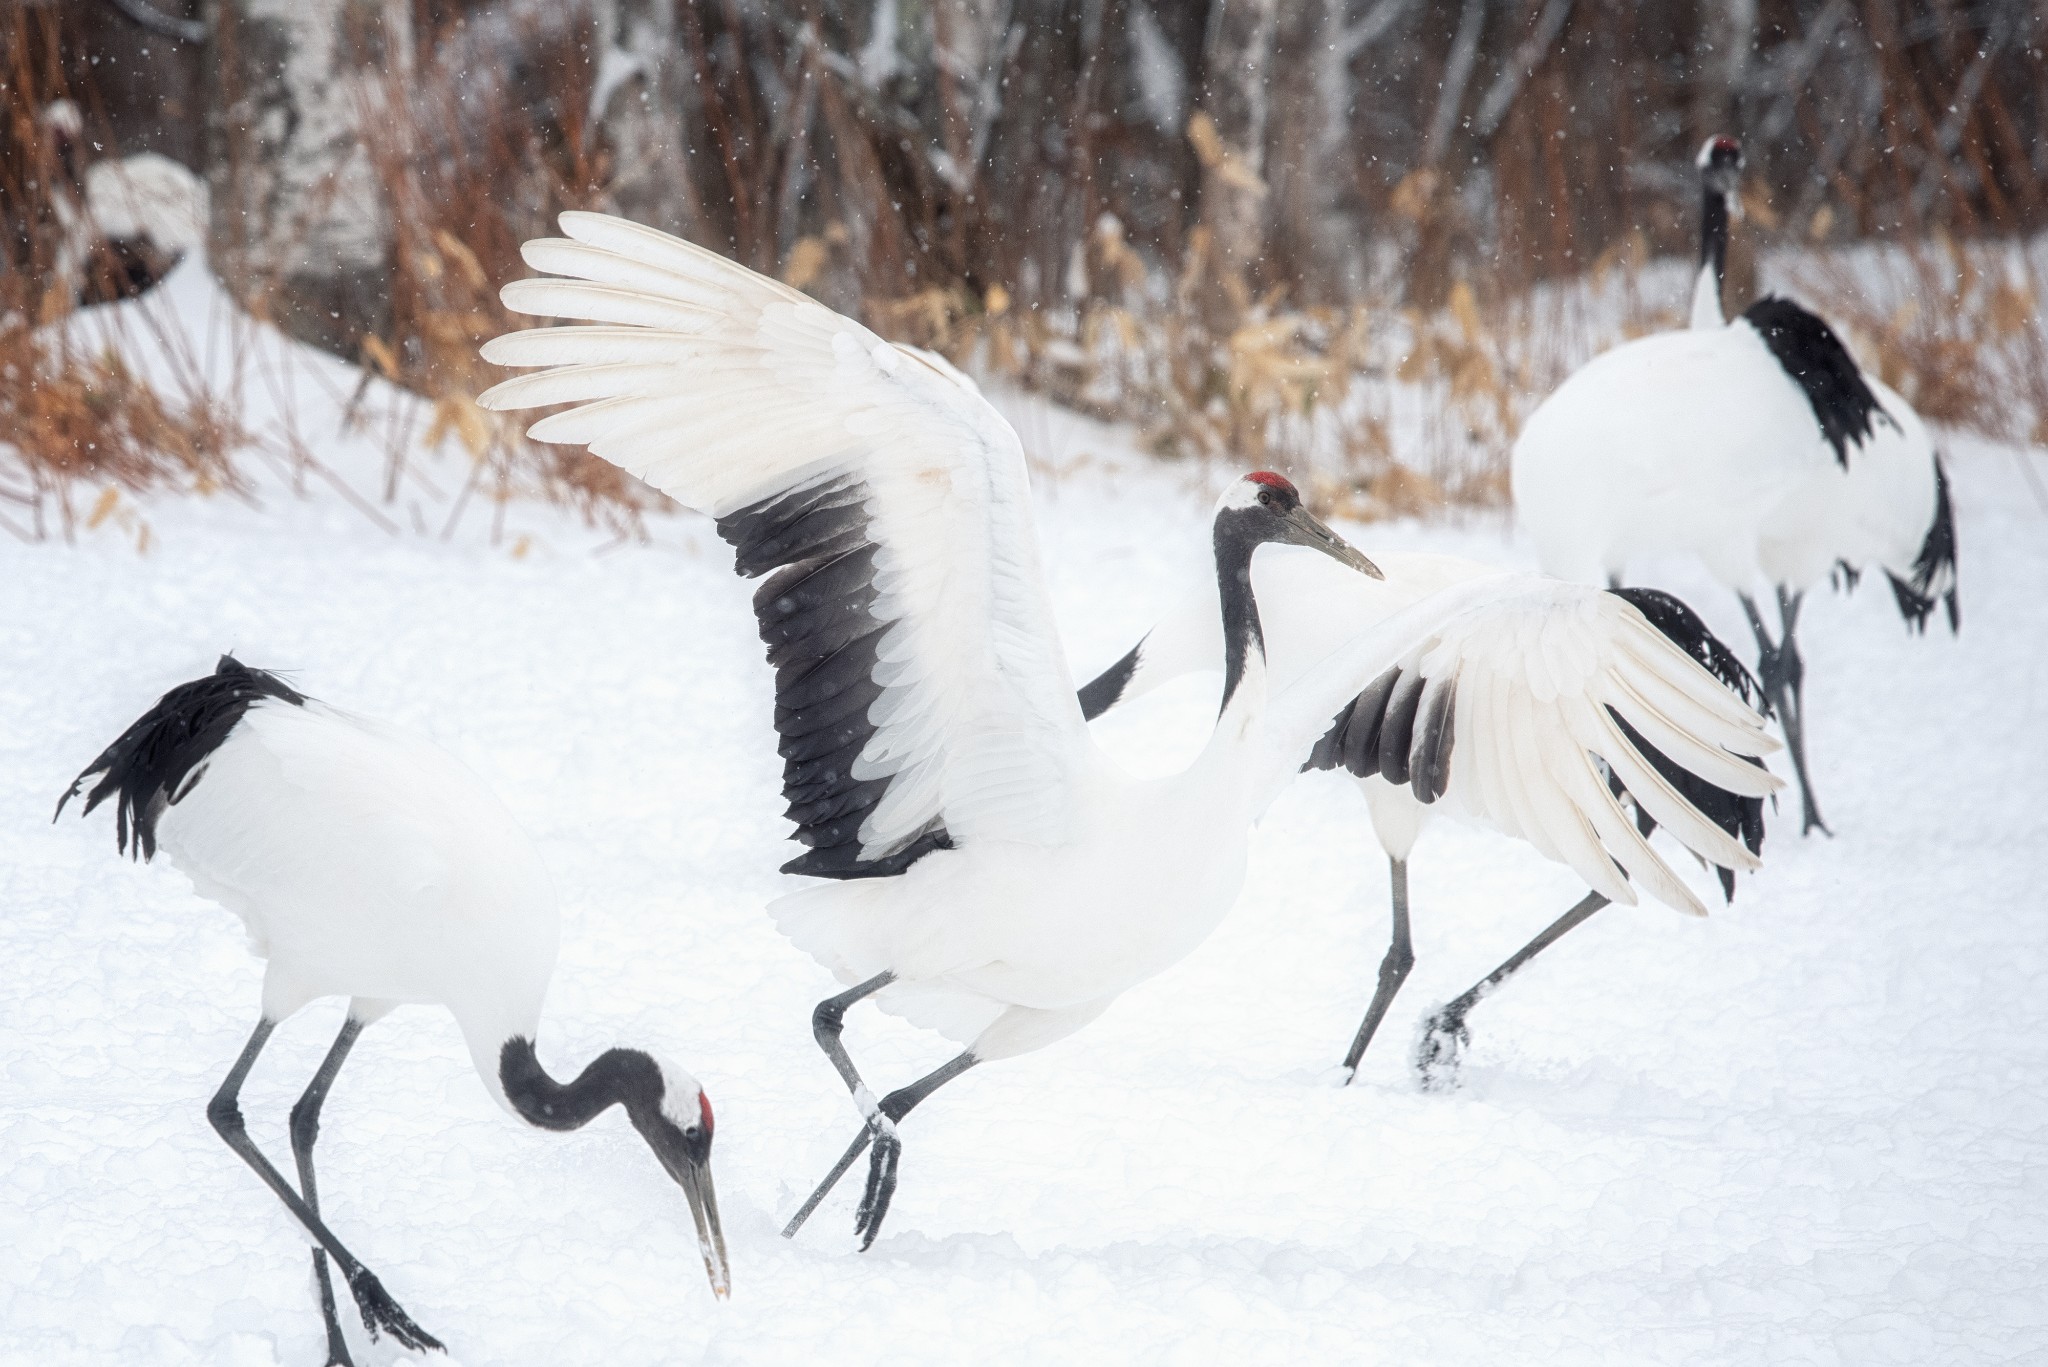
1267, 0, 1340, 304
1267, 0, 1413, 305
204, 0, 409, 357
591, 0, 702, 237
1196, 0, 1277, 306
1692, 0, 1756, 140
931, 0, 1015, 271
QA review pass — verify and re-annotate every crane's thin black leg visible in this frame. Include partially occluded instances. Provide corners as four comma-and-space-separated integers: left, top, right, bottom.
783, 973, 895, 1239
1340, 856, 1416, 1081
784, 1049, 980, 1247
1414, 892, 1612, 1091
809, 972, 896, 1107
1742, 591, 1828, 836
289, 1017, 366, 1367
208, 1018, 442, 1355
1775, 588, 1829, 835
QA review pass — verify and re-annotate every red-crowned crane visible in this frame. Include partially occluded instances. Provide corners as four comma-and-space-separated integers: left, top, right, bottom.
1513, 135, 1958, 835
1078, 544, 1770, 1088
478, 212, 1780, 1248
57, 658, 729, 1365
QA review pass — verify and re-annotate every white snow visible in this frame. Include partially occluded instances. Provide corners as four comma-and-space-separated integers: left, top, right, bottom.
3, 278, 2047, 1365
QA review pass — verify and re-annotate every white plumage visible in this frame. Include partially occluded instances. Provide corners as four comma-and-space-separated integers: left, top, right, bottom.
61, 659, 729, 1357
157, 696, 559, 1064
1513, 326, 1942, 594
1080, 545, 1776, 1080
479, 212, 1781, 1246
1105, 546, 1773, 910
1511, 135, 1957, 834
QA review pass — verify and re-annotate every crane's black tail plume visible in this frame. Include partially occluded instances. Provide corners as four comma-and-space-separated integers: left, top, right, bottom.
55, 655, 307, 860
1886, 455, 1960, 635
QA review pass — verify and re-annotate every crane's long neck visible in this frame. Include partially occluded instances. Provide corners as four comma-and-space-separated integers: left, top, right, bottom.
1211, 524, 1270, 732
1690, 182, 1731, 329
497, 1036, 663, 1133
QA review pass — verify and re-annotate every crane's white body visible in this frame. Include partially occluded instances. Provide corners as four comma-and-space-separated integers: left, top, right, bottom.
772, 707, 1262, 1055
157, 699, 558, 1096
479, 213, 1780, 1065
1512, 320, 1938, 592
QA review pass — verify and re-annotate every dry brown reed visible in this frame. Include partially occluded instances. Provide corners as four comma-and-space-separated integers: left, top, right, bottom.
324, 4, 666, 540
1794, 234, 2048, 448
6, 2, 2043, 544
0, 5, 249, 544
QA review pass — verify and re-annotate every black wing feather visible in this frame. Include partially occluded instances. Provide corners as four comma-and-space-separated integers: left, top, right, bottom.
717, 475, 952, 880
1077, 641, 1144, 722
1605, 587, 1768, 902
1304, 666, 1459, 808
1884, 454, 1960, 635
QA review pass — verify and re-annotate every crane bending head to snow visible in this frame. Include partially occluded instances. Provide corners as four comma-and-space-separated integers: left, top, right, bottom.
480, 212, 1780, 1249
1513, 134, 1957, 835
58, 658, 729, 1363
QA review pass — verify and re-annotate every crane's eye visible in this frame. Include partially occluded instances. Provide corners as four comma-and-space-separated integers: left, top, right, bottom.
1257, 490, 1273, 507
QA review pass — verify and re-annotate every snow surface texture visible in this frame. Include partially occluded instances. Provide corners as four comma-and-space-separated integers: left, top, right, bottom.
3, 281, 2047, 1365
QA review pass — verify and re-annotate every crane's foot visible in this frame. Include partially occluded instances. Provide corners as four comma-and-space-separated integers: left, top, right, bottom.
854, 1124, 902, 1250
344, 1266, 443, 1354
1799, 789, 1833, 838
1414, 1007, 1471, 1094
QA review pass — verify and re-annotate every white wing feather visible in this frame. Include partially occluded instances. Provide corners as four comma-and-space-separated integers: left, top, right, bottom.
480, 213, 1088, 857
1259, 573, 1782, 917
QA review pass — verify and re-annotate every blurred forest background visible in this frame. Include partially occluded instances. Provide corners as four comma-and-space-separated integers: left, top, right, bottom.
2, 0, 2044, 536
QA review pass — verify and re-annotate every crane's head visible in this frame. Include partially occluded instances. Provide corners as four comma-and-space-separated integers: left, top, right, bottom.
1697, 135, 1745, 207
629, 1058, 730, 1300
1217, 472, 1382, 578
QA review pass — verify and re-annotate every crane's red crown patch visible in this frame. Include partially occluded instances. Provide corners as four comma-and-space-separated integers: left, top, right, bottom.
1247, 471, 1298, 496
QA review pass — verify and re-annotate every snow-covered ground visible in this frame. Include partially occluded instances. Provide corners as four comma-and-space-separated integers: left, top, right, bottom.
2, 271, 2046, 1365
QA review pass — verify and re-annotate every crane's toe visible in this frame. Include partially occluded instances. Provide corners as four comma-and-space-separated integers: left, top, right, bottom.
344, 1266, 443, 1354
854, 1129, 903, 1250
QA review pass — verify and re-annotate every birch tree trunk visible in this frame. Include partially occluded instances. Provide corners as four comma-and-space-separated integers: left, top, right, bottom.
1268, 0, 1398, 305
1196, 0, 1277, 308
204, 0, 409, 356
592, 0, 701, 237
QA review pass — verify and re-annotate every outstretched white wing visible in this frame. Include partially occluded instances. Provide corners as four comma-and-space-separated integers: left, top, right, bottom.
479, 213, 1088, 876
1262, 573, 1783, 916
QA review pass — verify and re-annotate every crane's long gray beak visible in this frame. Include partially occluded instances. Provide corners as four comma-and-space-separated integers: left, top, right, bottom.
663, 1152, 731, 1300
1283, 504, 1383, 579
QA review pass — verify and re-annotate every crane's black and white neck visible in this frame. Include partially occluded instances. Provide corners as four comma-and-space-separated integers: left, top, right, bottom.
1211, 472, 1381, 716
1692, 135, 1744, 329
